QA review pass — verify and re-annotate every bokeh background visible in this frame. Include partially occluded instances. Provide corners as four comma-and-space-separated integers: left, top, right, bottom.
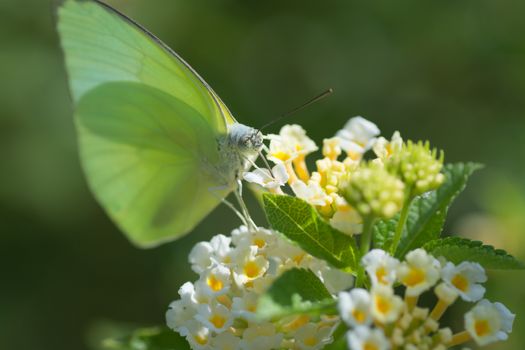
1, 0, 524, 349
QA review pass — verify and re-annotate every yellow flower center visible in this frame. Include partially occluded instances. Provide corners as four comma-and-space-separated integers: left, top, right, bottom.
451, 274, 469, 292
293, 253, 306, 264
206, 275, 223, 292
352, 309, 367, 324
282, 315, 310, 332
209, 314, 226, 329
474, 319, 491, 337
194, 334, 208, 345
364, 342, 379, 350
272, 151, 291, 161
386, 143, 393, 157
293, 155, 310, 182
216, 295, 232, 308
253, 238, 266, 248
244, 261, 261, 279
403, 267, 426, 287
376, 266, 388, 284
375, 295, 391, 315
304, 336, 319, 346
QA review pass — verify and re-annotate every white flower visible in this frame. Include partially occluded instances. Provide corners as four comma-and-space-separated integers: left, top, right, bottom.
195, 301, 233, 333
291, 179, 331, 207
294, 323, 333, 350
211, 331, 241, 350
239, 323, 284, 350
232, 225, 277, 251
370, 285, 404, 324
338, 289, 372, 327
336, 116, 380, 158
249, 273, 276, 294
189, 242, 214, 273
441, 261, 487, 302
166, 298, 196, 331
314, 264, 354, 294
268, 238, 310, 271
322, 137, 343, 160
347, 326, 390, 350
465, 299, 515, 346
434, 282, 459, 305
179, 320, 212, 350
232, 292, 259, 322
280, 124, 318, 155
362, 249, 400, 287
243, 163, 289, 190
266, 124, 317, 164
189, 234, 232, 273
373, 131, 403, 161
233, 246, 269, 285
197, 264, 232, 297
209, 234, 233, 263
329, 204, 362, 236
397, 249, 441, 296
178, 281, 199, 304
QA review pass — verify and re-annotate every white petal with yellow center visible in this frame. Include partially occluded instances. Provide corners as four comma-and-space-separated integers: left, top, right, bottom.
294, 323, 334, 350
465, 299, 515, 346
370, 285, 403, 324
195, 301, 233, 333
291, 179, 331, 207
338, 289, 373, 327
362, 249, 399, 287
233, 246, 269, 285
347, 326, 389, 350
441, 261, 486, 302
336, 116, 380, 157
240, 323, 284, 350
198, 264, 231, 297
397, 249, 440, 296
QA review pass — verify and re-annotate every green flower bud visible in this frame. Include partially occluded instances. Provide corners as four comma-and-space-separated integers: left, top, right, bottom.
340, 162, 405, 219
388, 140, 445, 196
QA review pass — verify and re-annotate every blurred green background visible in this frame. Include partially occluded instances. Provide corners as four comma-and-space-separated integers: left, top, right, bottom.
1, 0, 524, 349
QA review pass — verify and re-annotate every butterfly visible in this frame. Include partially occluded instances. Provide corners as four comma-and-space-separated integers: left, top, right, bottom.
57, 0, 263, 248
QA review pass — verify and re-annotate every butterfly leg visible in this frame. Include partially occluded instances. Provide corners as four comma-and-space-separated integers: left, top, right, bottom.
208, 185, 249, 227
235, 179, 258, 231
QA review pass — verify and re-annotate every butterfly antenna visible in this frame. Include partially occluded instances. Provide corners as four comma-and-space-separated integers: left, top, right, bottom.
259, 151, 273, 173
259, 88, 334, 131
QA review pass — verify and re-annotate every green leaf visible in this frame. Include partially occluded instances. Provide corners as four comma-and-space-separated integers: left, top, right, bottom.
323, 322, 348, 350
262, 193, 359, 271
257, 268, 336, 320
102, 326, 189, 350
424, 237, 525, 270
324, 335, 347, 350
372, 218, 397, 250
374, 162, 482, 258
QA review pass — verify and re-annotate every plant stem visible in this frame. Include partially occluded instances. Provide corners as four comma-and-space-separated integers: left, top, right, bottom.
360, 216, 376, 257
355, 268, 365, 288
390, 194, 413, 255
355, 216, 376, 288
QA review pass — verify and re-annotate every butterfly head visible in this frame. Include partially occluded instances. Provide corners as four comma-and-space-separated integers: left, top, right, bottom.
228, 123, 264, 156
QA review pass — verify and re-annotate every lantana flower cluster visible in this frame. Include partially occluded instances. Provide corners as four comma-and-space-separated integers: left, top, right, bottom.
166, 116, 517, 350
166, 226, 352, 350
338, 248, 514, 350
